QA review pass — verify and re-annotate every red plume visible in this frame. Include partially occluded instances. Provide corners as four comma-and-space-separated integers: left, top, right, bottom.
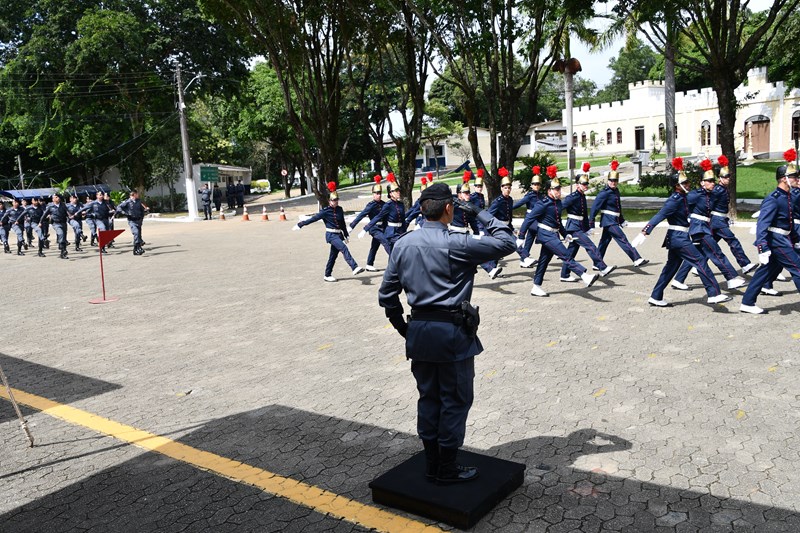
387, 173, 396, 183
373, 175, 381, 184
717, 155, 728, 167
498, 167, 509, 178
784, 148, 797, 163
327, 181, 337, 193
421, 177, 427, 184
463, 170, 471, 181
700, 159, 713, 172
582, 162, 590, 173
671, 157, 684, 171
546, 165, 558, 179
426, 171, 433, 180
477, 168, 484, 178
610, 160, 619, 171
532, 165, 541, 175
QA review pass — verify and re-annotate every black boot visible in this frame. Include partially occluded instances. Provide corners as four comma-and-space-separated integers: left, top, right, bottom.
90, 236, 96, 247
22, 240, 29, 250
37, 241, 45, 257
436, 447, 479, 484
82, 234, 87, 242
60, 243, 68, 259
3, 242, 9, 253
75, 244, 82, 252
17, 242, 24, 255
43, 239, 50, 249
422, 440, 439, 481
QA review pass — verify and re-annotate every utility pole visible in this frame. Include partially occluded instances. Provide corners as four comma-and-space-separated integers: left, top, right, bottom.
16, 155, 24, 188
176, 64, 199, 220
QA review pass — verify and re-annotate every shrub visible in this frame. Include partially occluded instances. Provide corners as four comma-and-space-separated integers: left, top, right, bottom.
638, 159, 704, 194
514, 151, 557, 190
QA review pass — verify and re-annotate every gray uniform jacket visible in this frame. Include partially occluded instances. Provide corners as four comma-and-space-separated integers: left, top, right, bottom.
378, 210, 516, 362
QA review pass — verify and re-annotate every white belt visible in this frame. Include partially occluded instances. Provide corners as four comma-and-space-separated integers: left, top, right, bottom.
567, 214, 583, 221
690, 214, 710, 222
326, 228, 343, 233
497, 219, 510, 224
794, 219, 800, 225
387, 222, 402, 227
667, 225, 689, 232
526, 209, 532, 213
448, 225, 468, 233
711, 211, 728, 217
768, 227, 790, 236
600, 209, 620, 216
538, 223, 558, 232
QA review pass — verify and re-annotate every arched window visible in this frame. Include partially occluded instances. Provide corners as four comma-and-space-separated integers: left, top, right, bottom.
606, 129, 612, 144
616, 128, 622, 144
658, 123, 665, 142
572, 132, 578, 146
716, 120, 722, 145
581, 132, 587, 144
792, 111, 800, 141
700, 120, 711, 146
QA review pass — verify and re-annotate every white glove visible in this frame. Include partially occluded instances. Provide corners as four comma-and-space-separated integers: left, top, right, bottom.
292, 224, 300, 231
631, 233, 647, 248
794, 243, 800, 250
564, 234, 575, 244
751, 210, 760, 219
621, 221, 629, 228
358, 229, 366, 239
344, 237, 349, 244
516, 238, 524, 247
759, 250, 771, 265
749, 225, 757, 235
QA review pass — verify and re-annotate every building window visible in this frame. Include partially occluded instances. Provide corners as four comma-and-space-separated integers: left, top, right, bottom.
700, 120, 711, 146
716, 120, 721, 145
658, 123, 665, 141
792, 111, 800, 141
606, 129, 612, 144
433, 145, 444, 156
674, 124, 678, 139
616, 128, 622, 144
572, 133, 577, 146
581, 132, 587, 144
520, 135, 531, 146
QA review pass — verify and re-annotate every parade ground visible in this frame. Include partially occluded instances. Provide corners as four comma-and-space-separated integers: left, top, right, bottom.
2, 194, 800, 533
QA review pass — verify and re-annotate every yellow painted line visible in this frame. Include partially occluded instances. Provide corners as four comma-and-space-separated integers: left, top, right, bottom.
0, 387, 443, 533
592, 388, 607, 398
735, 409, 747, 420
792, 333, 800, 340
768, 366, 778, 372
546, 341, 558, 348
318, 343, 333, 350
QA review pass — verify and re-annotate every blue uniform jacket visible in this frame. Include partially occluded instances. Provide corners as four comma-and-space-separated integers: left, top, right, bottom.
350, 199, 384, 229
365, 200, 407, 233
589, 186, 626, 227
118, 198, 146, 220
643, 192, 692, 248
513, 191, 538, 211
298, 205, 350, 240
1, 206, 26, 226
488, 195, 514, 227
66, 202, 84, 221
561, 191, 591, 232
450, 204, 480, 233
753, 187, 797, 253
405, 199, 423, 226
43, 202, 68, 223
709, 184, 732, 230
77, 200, 113, 220
518, 193, 545, 236
686, 188, 713, 237
378, 210, 517, 362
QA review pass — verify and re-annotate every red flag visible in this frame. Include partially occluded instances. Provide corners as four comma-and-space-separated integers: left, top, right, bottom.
98, 229, 125, 249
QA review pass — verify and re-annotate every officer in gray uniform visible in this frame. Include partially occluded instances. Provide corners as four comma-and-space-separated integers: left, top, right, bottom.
378, 182, 516, 484
0, 201, 8, 253
42, 193, 70, 259
117, 189, 148, 255
198, 184, 213, 220
66, 194, 85, 251
2, 199, 28, 255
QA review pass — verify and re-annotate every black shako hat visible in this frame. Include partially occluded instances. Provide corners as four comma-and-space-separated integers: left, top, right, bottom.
419, 182, 452, 202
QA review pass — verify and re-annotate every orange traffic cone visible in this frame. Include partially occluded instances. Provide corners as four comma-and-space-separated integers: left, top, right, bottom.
279, 207, 287, 221
219, 209, 226, 221
261, 206, 269, 221
242, 206, 250, 221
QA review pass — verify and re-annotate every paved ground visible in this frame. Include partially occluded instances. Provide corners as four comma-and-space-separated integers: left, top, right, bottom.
1, 196, 799, 532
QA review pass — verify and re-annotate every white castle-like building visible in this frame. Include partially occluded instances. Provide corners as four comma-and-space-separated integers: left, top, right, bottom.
564, 67, 800, 159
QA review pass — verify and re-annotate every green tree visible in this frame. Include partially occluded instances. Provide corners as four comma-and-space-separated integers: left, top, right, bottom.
595, 38, 658, 103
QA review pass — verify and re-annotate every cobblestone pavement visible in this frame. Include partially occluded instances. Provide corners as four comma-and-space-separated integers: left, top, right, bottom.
1, 201, 799, 532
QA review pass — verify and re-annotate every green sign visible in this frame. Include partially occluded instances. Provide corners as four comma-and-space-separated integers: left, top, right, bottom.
200, 166, 219, 182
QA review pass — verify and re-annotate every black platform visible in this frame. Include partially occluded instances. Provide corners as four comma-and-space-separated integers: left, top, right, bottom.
369, 450, 525, 529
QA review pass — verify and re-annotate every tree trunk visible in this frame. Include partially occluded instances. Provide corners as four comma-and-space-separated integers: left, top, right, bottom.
714, 76, 739, 219
664, 21, 676, 162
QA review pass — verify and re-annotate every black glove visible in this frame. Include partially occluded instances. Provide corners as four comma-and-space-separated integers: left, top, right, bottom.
388, 315, 408, 338
454, 198, 481, 217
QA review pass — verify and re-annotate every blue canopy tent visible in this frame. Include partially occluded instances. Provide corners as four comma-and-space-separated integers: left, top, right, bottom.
0, 184, 112, 201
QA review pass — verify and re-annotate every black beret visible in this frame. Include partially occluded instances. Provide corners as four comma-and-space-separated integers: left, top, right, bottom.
419, 182, 452, 202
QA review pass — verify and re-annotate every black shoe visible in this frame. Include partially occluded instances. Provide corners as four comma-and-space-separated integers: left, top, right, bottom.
100, 247, 107, 253
23, 242, 29, 250
108, 242, 115, 248
3, 243, 9, 253
435, 447, 479, 484
37, 251, 45, 257
60, 250, 68, 259
43, 239, 50, 249
82, 234, 88, 242
17, 243, 23, 256
75, 245, 82, 252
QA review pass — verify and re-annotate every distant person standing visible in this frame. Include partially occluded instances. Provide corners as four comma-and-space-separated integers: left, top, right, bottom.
226, 181, 235, 210
198, 184, 213, 220
212, 184, 222, 212
235, 179, 245, 209
117, 190, 149, 255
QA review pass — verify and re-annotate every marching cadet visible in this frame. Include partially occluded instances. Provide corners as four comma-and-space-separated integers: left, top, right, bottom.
469, 169, 488, 234
75, 191, 114, 252
710, 155, 756, 274
26, 197, 48, 257
378, 182, 516, 484
83, 193, 98, 246
66, 194, 85, 252
739, 149, 800, 314
293, 182, 365, 282
514, 166, 542, 268
0, 201, 8, 253
198, 183, 213, 220
1, 198, 28, 255
42, 193, 70, 259
528, 173, 600, 297
489, 166, 533, 267
634, 158, 731, 307
670, 159, 746, 291
451, 175, 502, 279
349, 175, 388, 271
103, 192, 117, 247
364, 173, 406, 253
404, 175, 429, 229
560, 163, 616, 282
590, 160, 649, 268
117, 189, 149, 255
